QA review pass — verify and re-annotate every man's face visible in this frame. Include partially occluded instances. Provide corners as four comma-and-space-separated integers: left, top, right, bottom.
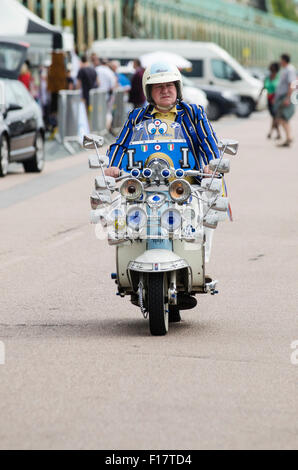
91, 54, 99, 66
151, 82, 177, 109
280, 58, 287, 68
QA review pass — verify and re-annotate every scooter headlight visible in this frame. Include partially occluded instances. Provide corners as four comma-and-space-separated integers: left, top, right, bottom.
161, 208, 182, 232
120, 178, 143, 201
169, 179, 191, 203
127, 206, 147, 230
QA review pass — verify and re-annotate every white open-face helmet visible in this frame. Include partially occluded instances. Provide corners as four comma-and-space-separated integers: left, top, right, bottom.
142, 62, 183, 105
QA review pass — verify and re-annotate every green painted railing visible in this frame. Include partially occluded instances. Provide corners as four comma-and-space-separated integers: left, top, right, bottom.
134, 0, 298, 66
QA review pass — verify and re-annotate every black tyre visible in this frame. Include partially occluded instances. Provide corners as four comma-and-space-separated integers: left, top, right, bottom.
169, 306, 181, 323
148, 272, 169, 336
236, 98, 254, 118
0, 135, 9, 177
207, 100, 222, 121
23, 132, 45, 173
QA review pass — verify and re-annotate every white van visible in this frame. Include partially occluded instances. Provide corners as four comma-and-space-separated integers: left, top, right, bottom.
91, 39, 267, 114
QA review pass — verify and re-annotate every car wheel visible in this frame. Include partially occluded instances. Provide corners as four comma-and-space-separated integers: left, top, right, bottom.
23, 132, 45, 173
207, 100, 222, 121
0, 135, 9, 177
236, 98, 254, 118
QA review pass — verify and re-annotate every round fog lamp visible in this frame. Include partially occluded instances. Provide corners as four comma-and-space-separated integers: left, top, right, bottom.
120, 178, 143, 201
169, 179, 191, 203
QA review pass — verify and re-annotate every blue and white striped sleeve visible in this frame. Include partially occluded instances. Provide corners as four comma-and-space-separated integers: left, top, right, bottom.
107, 107, 146, 167
107, 110, 134, 167
195, 105, 220, 163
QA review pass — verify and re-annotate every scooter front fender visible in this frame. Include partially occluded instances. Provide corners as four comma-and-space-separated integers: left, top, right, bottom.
128, 248, 189, 273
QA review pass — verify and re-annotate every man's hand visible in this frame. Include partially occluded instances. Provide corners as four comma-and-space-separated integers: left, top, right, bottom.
283, 97, 291, 106
203, 164, 221, 177
104, 167, 120, 177
203, 165, 212, 176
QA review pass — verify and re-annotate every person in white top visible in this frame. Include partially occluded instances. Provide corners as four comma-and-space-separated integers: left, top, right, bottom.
91, 54, 116, 95
274, 53, 296, 147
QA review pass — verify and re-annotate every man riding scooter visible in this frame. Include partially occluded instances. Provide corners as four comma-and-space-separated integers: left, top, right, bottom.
105, 62, 220, 177
103, 62, 221, 322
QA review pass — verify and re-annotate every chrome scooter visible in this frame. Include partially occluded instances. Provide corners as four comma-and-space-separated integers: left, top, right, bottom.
85, 121, 238, 336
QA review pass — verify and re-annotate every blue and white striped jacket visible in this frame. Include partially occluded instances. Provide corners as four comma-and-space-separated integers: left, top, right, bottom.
107, 101, 219, 170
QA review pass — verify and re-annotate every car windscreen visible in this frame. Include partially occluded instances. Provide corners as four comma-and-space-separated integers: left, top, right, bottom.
0, 42, 28, 79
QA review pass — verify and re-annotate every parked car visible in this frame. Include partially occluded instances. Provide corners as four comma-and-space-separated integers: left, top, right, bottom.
182, 76, 240, 121
0, 40, 45, 177
245, 67, 267, 82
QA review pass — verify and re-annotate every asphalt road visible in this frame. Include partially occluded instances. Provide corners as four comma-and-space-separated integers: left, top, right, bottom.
0, 111, 297, 450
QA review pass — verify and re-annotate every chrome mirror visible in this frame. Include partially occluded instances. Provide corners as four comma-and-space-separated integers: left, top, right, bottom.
201, 178, 222, 193
88, 154, 109, 169
95, 175, 116, 190
210, 196, 229, 212
83, 134, 104, 149
203, 213, 219, 229
209, 158, 230, 173
218, 139, 239, 156
90, 208, 108, 225
91, 189, 112, 205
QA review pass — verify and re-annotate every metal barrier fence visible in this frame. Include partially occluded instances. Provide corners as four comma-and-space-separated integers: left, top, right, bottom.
57, 88, 127, 154
111, 89, 127, 132
90, 89, 108, 134
57, 90, 83, 154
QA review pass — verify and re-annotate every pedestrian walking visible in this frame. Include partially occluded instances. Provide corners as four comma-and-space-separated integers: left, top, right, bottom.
109, 60, 131, 91
260, 62, 281, 140
18, 60, 32, 91
91, 55, 117, 130
66, 63, 74, 90
129, 59, 146, 108
39, 65, 51, 131
76, 54, 98, 112
47, 52, 68, 131
274, 54, 296, 147
93, 55, 116, 97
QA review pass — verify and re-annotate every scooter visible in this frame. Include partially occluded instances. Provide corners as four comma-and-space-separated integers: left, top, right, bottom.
85, 119, 238, 335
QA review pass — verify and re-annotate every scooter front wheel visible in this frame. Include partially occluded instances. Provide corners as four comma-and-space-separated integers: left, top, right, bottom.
148, 272, 169, 336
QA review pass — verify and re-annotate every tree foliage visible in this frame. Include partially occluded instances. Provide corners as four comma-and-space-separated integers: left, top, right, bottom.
271, 0, 298, 22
